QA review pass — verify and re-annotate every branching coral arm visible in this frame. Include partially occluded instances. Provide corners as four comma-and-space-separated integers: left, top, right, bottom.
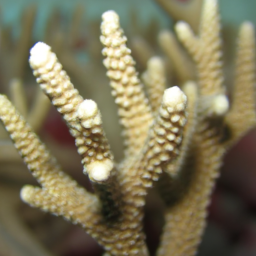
140, 86, 187, 187
29, 38, 152, 256
0, 94, 99, 228
13, 5, 37, 80
165, 81, 198, 177
29, 42, 122, 220
100, 11, 153, 158
0, 94, 74, 191
142, 56, 167, 114
21, 185, 99, 227
75, 99, 114, 179
157, 137, 224, 256
157, 92, 225, 256
157, 1, 229, 255
8, 78, 51, 133
174, 21, 199, 58
158, 30, 196, 83
157, 82, 198, 209
29, 43, 113, 179
154, 0, 203, 33
111, 86, 187, 254
0, 93, 127, 255
225, 22, 256, 146
130, 36, 155, 71
0, 187, 54, 256
76, 99, 122, 220
9, 79, 28, 118
29, 42, 84, 133
176, 0, 225, 97
27, 87, 51, 132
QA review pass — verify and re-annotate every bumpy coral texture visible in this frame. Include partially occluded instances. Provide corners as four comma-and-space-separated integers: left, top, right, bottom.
0, 10, 188, 256
0, 0, 255, 255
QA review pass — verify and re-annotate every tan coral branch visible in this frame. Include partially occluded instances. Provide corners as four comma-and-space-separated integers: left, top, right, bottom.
158, 30, 196, 83
29, 42, 123, 221
142, 56, 167, 113
175, 0, 225, 96
165, 81, 198, 177
27, 87, 51, 132
9, 79, 28, 118
154, 0, 203, 33
158, 1, 229, 255
140, 86, 187, 187
100, 11, 153, 158
225, 22, 256, 145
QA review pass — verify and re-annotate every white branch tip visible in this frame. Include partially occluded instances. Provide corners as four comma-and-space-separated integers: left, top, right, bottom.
87, 159, 114, 182
20, 185, 34, 202
148, 56, 165, 73
29, 42, 51, 68
212, 94, 229, 116
163, 86, 187, 110
77, 100, 98, 119
175, 21, 191, 36
102, 10, 119, 23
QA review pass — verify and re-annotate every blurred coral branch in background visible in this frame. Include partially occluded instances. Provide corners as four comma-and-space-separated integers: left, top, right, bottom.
0, 0, 256, 255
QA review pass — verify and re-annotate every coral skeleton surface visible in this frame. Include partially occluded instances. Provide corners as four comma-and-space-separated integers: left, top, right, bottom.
0, 0, 255, 255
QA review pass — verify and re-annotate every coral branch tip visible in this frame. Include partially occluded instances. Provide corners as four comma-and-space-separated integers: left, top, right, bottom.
29, 42, 51, 68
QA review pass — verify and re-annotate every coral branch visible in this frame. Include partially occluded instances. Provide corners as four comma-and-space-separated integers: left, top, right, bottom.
1, 1, 255, 256
165, 81, 198, 177
140, 86, 187, 187
0, 94, 99, 231
100, 11, 153, 158
142, 56, 167, 113
158, 1, 230, 255
176, 0, 224, 96
154, 0, 203, 33
225, 22, 256, 145
158, 30, 196, 83
9, 79, 28, 118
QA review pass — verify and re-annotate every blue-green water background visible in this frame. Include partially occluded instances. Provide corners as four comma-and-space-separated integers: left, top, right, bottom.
1, 0, 256, 40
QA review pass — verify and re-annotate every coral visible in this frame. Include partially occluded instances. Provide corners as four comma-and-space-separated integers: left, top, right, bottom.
0, 10, 187, 256
158, 30, 196, 84
141, 56, 167, 114
0, 0, 255, 255
155, 0, 203, 33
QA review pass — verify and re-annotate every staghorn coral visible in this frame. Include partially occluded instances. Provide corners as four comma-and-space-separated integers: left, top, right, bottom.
0, 0, 256, 255
225, 21, 256, 145
0, 10, 187, 256
157, 0, 256, 255
157, 29, 196, 84
141, 56, 167, 114
0, 5, 36, 92
154, 0, 203, 34
0, 186, 54, 256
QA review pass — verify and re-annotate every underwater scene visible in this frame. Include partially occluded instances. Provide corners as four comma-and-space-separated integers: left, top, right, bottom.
0, 0, 256, 255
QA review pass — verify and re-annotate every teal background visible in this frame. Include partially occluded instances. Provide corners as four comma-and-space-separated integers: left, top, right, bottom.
1, 0, 256, 40
1, 0, 169, 39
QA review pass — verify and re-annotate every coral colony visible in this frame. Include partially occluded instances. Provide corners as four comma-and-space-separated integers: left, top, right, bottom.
0, 0, 255, 255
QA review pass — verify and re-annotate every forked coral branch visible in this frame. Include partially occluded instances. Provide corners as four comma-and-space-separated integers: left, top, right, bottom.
155, 0, 203, 33
225, 21, 256, 146
0, 0, 255, 255
157, 0, 256, 255
0, 10, 187, 256
158, 30, 196, 84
